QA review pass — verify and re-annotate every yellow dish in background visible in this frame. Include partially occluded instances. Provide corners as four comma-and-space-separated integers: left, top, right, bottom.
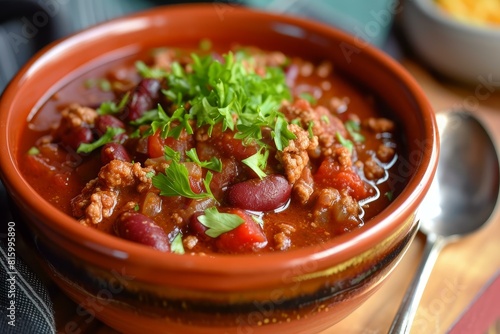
435, 0, 500, 26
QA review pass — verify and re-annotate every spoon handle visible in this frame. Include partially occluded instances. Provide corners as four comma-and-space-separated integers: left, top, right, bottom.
388, 233, 446, 334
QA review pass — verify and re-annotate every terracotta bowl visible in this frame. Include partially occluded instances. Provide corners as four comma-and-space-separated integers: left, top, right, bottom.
0, 4, 438, 334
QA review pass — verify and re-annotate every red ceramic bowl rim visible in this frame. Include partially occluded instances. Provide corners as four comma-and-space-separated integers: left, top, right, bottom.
0, 4, 438, 275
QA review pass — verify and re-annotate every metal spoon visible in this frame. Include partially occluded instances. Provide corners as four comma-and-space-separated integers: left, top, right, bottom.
389, 109, 500, 334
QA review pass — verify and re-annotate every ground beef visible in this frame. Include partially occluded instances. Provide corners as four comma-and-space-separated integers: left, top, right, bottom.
313, 188, 361, 230
183, 235, 198, 250
98, 160, 153, 192
84, 191, 117, 226
51, 104, 98, 148
376, 144, 396, 163
71, 160, 155, 226
273, 223, 296, 251
364, 158, 385, 180
363, 117, 395, 133
293, 166, 314, 204
59, 103, 98, 128
280, 99, 347, 158
277, 123, 317, 185
333, 146, 353, 169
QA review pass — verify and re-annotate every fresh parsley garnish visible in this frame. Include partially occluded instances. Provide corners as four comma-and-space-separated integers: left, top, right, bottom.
299, 92, 317, 105
345, 120, 365, 143
147, 105, 193, 140
336, 131, 354, 154
163, 145, 181, 162
27, 146, 40, 155
273, 115, 296, 151
307, 121, 314, 139
97, 92, 130, 115
199, 38, 212, 51
198, 207, 244, 238
171, 233, 185, 254
186, 148, 222, 172
135, 61, 168, 79
135, 50, 295, 180
242, 148, 269, 179
385, 191, 394, 201
76, 127, 125, 154
152, 159, 215, 200
85, 78, 112, 92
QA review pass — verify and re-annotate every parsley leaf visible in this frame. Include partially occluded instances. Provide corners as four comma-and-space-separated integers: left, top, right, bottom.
97, 92, 130, 115
336, 131, 354, 154
146, 105, 193, 140
345, 120, 365, 143
198, 207, 244, 238
199, 38, 212, 51
27, 146, 40, 155
385, 191, 394, 201
85, 78, 112, 92
299, 92, 317, 105
186, 148, 222, 172
76, 127, 125, 154
171, 233, 185, 254
307, 121, 314, 138
130, 109, 160, 126
273, 115, 296, 151
151, 159, 215, 200
136, 61, 168, 79
242, 148, 269, 179
163, 145, 180, 162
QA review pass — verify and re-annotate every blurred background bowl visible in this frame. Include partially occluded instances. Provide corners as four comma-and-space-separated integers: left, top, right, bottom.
402, 0, 500, 84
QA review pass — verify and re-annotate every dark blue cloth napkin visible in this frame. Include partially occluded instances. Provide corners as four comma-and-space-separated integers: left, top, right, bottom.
0, 237, 55, 334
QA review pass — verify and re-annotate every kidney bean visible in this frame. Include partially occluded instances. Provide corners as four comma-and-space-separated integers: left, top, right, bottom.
61, 126, 93, 151
189, 212, 210, 241
101, 143, 131, 164
226, 175, 292, 212
114, 212, 170, 252
122, 78, 161, 121
95, 114, 125, 135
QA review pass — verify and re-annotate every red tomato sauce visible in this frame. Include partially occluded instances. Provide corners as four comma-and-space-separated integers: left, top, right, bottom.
19, 44, 408, 254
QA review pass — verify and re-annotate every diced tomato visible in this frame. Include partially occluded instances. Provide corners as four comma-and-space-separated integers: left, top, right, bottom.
189, 212, 210, 241
147, 132, 164, 158
314, 158, 369, 200
184, 162, 204, 194
214, 131, 258, 160
216, 208, 268, 254
147, 129, 194, 159
201, 123, 258, 161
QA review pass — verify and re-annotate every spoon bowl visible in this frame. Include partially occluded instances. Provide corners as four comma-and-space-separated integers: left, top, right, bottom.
419, 111, 500, 237
389, 109, 500, 333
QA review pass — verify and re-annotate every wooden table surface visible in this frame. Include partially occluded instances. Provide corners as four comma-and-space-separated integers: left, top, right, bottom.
47, 58, 500, 334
